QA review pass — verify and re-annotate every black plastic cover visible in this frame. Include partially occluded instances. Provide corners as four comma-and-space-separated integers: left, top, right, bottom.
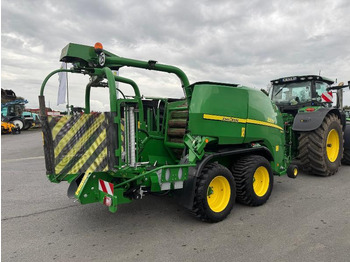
292, 108, 333, 131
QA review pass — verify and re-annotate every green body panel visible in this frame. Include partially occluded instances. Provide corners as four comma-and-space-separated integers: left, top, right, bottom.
60, 43, 119, 69
189, 83, 248, 144
139, 135, 174, 165
244, 89, 285, 171
281, 113, 298, 159
188, 82, 286, 172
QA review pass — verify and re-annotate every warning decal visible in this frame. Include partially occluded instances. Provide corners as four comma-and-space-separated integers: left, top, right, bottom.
98, 179, 114, 195
45, 113, 112, 176
321, 91, 333, 103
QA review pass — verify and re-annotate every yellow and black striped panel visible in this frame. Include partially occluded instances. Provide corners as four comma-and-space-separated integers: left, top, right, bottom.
47, 113, 110, 175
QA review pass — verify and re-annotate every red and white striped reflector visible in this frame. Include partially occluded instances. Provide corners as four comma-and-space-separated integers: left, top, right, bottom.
321, 91, 333, 103
98, 179, 114, 195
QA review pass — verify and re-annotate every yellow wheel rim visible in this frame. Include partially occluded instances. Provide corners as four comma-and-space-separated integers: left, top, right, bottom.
293, 168, 298, 177
326, 129, 340, 162
207, 176, 231, 213
253, 166, 270, 197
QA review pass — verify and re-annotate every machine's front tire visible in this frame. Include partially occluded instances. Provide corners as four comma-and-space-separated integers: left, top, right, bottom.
298, 113, 343, 176
287, 164, 298, 179
232, 155, 273, 206
192, 163, 236, 222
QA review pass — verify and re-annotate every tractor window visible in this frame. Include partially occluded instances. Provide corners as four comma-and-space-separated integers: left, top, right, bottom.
15, 104, 23, 116
8, 105, 16, 116
271, 81, 311, 104
2, 107, 8, 116
315, 81, 329, 101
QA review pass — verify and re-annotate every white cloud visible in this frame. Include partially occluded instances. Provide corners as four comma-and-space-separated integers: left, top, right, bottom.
2, 0, 350, 108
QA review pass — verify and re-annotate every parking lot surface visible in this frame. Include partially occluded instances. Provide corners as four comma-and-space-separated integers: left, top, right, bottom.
1, 129, 350, 261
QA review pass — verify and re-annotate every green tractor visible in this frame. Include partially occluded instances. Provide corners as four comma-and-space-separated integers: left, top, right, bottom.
269, 76, 350, 176
39, 43, 297, 222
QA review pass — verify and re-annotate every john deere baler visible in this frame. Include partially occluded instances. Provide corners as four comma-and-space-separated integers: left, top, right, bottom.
39, 43, 296, 222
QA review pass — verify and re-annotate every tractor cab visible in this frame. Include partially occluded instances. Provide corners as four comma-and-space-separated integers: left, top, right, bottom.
269, 75, 334, 115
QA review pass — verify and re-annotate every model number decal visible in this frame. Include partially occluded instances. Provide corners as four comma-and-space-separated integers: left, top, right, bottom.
203, 114, 283, 131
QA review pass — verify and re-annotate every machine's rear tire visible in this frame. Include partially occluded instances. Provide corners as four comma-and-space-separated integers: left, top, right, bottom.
192, 163, 236, 222
23, 120, 33, 130
298, 113, 343, 176
342, 124, 350, 165
231, 155, 273, 206
341, 150, 350, 165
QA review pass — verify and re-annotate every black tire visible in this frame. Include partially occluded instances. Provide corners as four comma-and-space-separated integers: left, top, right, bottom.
23, 120, 33, 130
11, 126, 20, 134
287, 164, 298, 179
342, 124, 350, 165
231, 155, 273, 206
298, 113, 343, 176
342, 149, 350, 165
192, 163, 236, 223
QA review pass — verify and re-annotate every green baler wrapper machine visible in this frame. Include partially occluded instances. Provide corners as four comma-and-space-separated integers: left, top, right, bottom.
39, 43, 296, 222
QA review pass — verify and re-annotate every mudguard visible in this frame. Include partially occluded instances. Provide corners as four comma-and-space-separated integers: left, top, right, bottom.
292, 108, 343, 132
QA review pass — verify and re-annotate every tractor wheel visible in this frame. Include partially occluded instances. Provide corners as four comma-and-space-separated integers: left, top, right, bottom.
10, 118, 24, 130
342, 124, 350, 165
298, 113, 343, 176
341, 149, 350, 165
231, 155, 273, 206
23, 120, 33, 130
287, 164, 298, 179
192, 163, 236, 222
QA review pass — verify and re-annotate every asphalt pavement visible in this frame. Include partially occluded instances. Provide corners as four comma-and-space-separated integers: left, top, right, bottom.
1, 129, 350, 262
